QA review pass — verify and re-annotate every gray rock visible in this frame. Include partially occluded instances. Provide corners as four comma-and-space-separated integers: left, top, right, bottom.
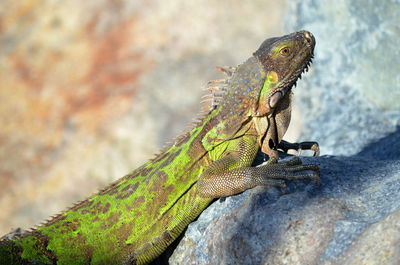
325, 209, 400, 265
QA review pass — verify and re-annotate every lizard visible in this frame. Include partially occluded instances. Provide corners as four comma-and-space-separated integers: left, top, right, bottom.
0, 30, 320, 265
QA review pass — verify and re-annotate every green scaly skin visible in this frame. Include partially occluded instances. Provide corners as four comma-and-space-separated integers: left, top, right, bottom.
0, 31, 320, 264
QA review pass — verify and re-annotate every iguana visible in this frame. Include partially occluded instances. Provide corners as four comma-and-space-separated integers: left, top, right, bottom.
0, 30, 320, 264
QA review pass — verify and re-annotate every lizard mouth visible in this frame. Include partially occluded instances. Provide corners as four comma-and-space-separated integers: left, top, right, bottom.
268, 54, 313, 109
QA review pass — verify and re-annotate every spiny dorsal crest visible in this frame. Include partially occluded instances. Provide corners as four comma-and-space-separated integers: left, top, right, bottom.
201, 65, 237, 111
168, 65, 237, 146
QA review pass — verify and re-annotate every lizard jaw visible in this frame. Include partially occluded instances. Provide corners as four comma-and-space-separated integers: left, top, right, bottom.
268, 55, 313, 109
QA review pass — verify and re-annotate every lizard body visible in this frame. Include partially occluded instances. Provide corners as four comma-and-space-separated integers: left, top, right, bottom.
0, 31, 319, 264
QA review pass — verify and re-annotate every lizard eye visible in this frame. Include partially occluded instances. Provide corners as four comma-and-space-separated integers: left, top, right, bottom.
279, 47, 291, 56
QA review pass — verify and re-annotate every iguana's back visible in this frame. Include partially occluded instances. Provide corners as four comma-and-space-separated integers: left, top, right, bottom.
0, 31, 320, 265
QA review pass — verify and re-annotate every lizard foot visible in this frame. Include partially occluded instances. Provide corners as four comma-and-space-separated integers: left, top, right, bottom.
257, 156, 320, 186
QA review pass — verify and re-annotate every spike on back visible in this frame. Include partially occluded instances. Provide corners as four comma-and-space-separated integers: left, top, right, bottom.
147, 64, 236, 162
215, 65, 236, 77
202, 66, 236, 110
167, 65, 236, 147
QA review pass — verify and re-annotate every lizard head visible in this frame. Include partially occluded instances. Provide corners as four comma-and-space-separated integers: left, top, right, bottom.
253, 30, 315, 116
201, 31, 315, 152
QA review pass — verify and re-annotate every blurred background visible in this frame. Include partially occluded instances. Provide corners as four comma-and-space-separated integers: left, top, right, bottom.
0, 0, 399, 236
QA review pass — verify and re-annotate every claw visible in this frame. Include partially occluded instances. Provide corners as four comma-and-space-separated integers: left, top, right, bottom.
311, 143, 320, 157
296, 148, 302, 156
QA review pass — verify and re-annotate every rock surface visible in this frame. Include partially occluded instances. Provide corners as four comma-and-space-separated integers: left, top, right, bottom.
170, 150, 400, 264
169, 0, 400, 264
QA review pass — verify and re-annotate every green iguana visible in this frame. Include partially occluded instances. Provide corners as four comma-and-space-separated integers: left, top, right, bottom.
0, 31, 320, 264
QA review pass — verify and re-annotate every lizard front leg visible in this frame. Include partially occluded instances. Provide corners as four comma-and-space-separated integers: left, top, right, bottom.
197, 137, 320, 199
